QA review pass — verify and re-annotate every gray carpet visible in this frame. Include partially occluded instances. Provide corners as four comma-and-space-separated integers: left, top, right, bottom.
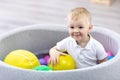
0, 0, 120, 34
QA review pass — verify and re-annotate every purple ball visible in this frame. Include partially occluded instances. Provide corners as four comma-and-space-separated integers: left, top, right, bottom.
39, 58, 47, 65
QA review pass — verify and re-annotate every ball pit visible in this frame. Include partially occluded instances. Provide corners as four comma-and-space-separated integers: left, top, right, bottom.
0, 25, 120, 80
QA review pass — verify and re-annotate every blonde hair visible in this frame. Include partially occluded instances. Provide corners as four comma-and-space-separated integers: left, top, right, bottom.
68, 7, 92, 25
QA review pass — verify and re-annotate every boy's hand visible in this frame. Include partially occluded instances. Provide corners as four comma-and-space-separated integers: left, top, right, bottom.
49, 47, 67, 66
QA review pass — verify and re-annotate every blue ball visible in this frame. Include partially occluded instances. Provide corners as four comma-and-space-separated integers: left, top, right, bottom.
108, 56, 114, 60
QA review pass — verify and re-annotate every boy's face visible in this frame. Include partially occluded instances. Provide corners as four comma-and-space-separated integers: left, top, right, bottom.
68, 19, 92, 43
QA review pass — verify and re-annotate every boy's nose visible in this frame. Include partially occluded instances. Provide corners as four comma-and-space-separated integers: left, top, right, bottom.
74, 29, 79, 32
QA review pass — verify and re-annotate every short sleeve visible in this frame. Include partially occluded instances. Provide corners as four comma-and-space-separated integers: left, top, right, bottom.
96, 42, 108, 60
56, 37, 69, 52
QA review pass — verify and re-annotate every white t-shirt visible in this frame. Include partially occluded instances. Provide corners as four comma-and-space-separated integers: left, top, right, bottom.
56, 36, 107, 68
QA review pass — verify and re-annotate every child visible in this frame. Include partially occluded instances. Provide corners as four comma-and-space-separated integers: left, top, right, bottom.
49, 7, 108, 68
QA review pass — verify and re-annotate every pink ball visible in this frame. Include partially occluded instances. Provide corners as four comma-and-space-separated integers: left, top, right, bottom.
44, 55, 50, 64
107, 52, 114, 56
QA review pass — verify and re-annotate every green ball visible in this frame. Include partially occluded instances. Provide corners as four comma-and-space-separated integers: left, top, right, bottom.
34, 65, 52, 71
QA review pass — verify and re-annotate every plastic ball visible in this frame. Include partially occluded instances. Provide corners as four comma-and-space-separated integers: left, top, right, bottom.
49, 54, 76, 70
39, 58, 47, 65
4, 50, 40, 69
107, 52, 114, 60
34, 65, 52, 71
108, 56, 114, 60
107, 52, 114, 56
44, 55, 50, 64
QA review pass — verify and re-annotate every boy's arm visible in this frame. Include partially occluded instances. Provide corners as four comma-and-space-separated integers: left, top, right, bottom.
99, 57, 108, 63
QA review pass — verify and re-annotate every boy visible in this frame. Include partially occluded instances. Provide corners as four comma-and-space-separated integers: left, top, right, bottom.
49, 7, 108, 68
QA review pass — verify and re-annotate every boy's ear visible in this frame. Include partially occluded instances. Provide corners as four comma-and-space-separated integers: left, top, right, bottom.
89, 25, 93, 32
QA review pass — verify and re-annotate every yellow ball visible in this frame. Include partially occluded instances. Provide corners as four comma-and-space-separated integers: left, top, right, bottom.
49, 54, 76, 70
4, 50, 40, 69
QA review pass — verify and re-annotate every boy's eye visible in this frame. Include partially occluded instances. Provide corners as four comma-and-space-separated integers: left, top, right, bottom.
70, 26, 74, 29
79, 26, 83, 29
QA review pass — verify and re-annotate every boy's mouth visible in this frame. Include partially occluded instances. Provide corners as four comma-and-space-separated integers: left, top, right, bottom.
73, 35, 81, 38
74, 34, 81, 36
